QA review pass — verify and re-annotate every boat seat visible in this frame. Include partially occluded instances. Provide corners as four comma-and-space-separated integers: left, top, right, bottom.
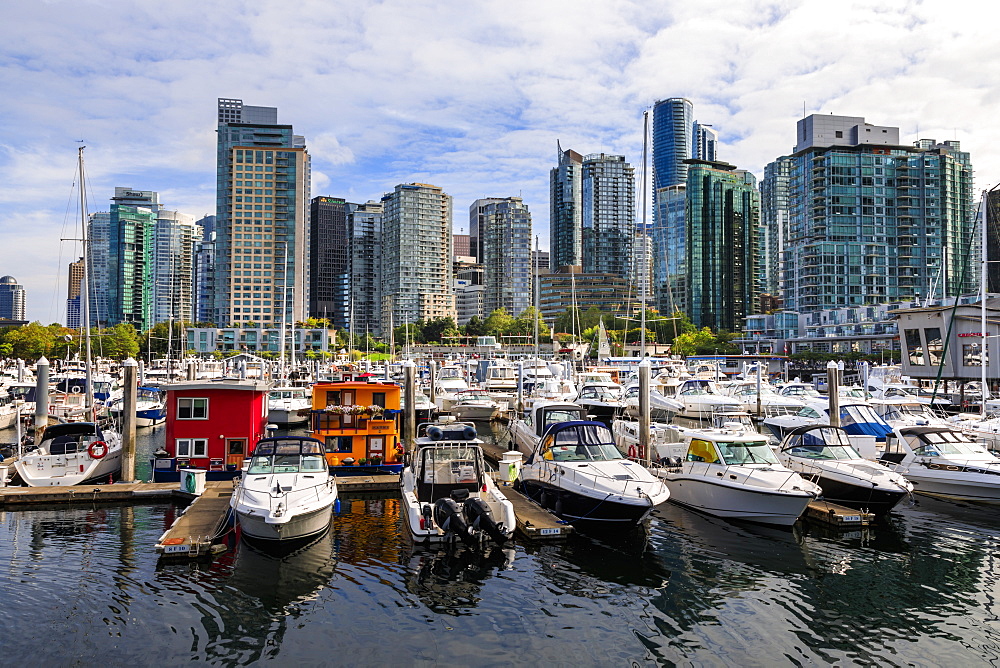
416, 481, 480, 503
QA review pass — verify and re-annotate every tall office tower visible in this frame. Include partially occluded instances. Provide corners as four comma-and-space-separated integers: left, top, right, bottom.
988, 190, 1000, 293
652, 98, 693, 192
0, 276, 25, 321
381, 183, 455, 332
760, 156, 793, 297
693, 122, 718, 161
67, 257, 84, 328
652, 185, 686, 313
108, 188, 160, 330
549, 144, 583, 270
193, 231, 216, 324
196, 214, 216, 240
471, 197, 532, 316
215, 98, 310, 327
87, 211, 111, 327
453, 234, 472, 260
581, 154, 635, 277
309, 196, 350, 327
152, 210, 198, 325
350, 201, 383, 337
532, 250, 550, 273
685, 160, 760, 332
774, 114, 975, 312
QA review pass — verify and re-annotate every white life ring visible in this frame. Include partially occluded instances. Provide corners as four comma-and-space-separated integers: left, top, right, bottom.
71, 386, 83, 394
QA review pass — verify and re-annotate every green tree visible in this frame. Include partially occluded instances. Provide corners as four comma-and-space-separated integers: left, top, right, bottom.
103, 323, 141, 359
462, 316, 487, 337
4, 322, 57, 360
483, 308, 515, 337
422, 317, 458, 343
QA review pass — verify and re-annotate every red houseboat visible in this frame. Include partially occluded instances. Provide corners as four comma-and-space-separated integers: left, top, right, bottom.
152, 379, 270, 482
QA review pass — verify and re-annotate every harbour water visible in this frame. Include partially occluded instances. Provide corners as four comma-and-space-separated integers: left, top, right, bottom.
2, 423, 999, 665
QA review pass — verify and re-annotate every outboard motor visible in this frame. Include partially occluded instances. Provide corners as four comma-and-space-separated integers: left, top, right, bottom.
433, 489, 476, 545
463, 496, 507, 545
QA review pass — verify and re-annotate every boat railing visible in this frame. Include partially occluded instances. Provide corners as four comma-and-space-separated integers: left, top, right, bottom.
235, 475, 334, 515
649, 457, 804, 491
786, 457, 880, 484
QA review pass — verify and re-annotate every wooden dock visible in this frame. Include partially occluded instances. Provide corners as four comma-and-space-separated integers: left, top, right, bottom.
156, 480, 234, 559
804, 500, 875, 528
498, 481, 574, 540
0, 481, 183, 506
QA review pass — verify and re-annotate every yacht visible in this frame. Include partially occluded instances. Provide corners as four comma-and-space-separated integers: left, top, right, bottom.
651, 423, 820, 526
400, 421, 515, 546
762, 401, 892, 456
666, 378, 743, 420
516, 420, 670, 528
433, 365, 470, 412
879, 426, 1000, 503
482, 361, 518, 397
509, 400, 587, 456
231, 436, 338, 542
449, 389, 502, 421
14, 422, 122, 486
267, 386, 311, 425
572, 384, 624, 427
620, 381, 684, 421
776, 425, 912, 515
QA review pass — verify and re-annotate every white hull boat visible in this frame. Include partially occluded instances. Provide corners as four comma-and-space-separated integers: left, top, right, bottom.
14, 422, 122, 486
881, 426, 1000, 503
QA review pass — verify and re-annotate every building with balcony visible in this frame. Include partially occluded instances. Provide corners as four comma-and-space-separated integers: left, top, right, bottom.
185, 326, 336, 355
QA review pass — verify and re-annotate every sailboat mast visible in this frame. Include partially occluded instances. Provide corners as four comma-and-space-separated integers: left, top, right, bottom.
640, 110, 649, 359
982, 189, 989, 415
78, 147, 95, 419
534, 235, 539, 360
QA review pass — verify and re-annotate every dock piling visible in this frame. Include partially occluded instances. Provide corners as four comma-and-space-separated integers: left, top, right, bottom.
121, 358, 137, 482
34, 356, 49, 444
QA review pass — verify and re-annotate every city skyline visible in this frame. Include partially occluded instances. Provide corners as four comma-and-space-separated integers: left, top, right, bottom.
3, 1, 998, 323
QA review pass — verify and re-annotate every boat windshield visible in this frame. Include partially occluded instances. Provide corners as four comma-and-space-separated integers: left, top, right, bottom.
542, 409, 585, 429
541, 424, 621, 462
911, 431, 990, 457
716, 441, 780, 465
783, 385, 821, 398
579, 387, 618, 401
679, 381, 720, 396
786, 442, 861, 460
247, 439, 326, 474
458, 392, 492, 402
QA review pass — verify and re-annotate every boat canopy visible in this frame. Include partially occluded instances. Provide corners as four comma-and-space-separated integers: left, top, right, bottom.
536, 420, 621, 462
833, 404, 893, 440
779, 425, 861, 460
247, 437, 327, 474
43, 422, 101, 439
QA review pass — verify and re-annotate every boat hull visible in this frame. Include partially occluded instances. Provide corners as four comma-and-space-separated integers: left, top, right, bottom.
236, 503, 334, 542
658, 474, 812, 526
15, 450, 122, 487
812, 475, 909, 514
518, 479, 655, 526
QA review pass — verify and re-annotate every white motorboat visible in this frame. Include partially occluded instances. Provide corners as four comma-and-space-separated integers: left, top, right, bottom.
650, 424, 820, 526
726, 381, 805, 418
267, 386, 311, 425
571, 384, 625, 427
449, 390, 502, 421
14, 422, 122, 486
777, 425, 912, 515
516, 420, 670, 528
880, 426, 1000, 503
762, 401, 892, 456
232, 436, 338, 542
108, 386, 166, 427
666, 378, 743, 419
482, 361, 517, 396
620, 381, 684, 421
433, 366, 470, 411
509, 400, 587, 456
400, 421, 515, 546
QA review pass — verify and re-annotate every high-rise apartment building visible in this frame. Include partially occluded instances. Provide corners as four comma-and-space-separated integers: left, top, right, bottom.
988, 190, 1000, 294
760, 156, 793, 297
193, 231, 215, 325
693, 122, 718, 162
152, 210, 199, 325
309, 196, 350, 327
67, 257, 84, 329
215, 98, 310, 327
652, 98, 693, 192
108, 188, 159, 330
350, 201, 383, 337
0, 276, 25, 321
685, 160, 760, 332
550, 148, 635, 278
381, 183, 455, 332
766, 113, 975, 312
470, 197, 533, 317
87, 211, 111, 327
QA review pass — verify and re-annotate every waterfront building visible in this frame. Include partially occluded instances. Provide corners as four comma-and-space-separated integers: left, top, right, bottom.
766, 114, 975, 313
380, 183, 455, 332
67, 257, 84, 329
186, 326, 336, 355
760, 156, 793, 297
537, 267, 634, 322
350, 201, 383, 337
685, 160, 760, 332
652, 98, 693, 191
652, 185, 686, 314
470, 197, 533, 317
193, 229, 216, 324
0, 276, 25, 321
215, 97, 310, 327
550, 145, 583, 270
455, 279, 485, 326
309, 196, 350, 327
108, 188, 159, 330
87, 212, 111, 327
693, 122, 718, 162
152, 210, 199, 325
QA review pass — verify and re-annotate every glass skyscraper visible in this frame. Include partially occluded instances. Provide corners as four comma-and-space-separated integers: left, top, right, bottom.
108, 188, 159, 330
215, 98, 310, 327
309, 196, 351, 327
549, 144, 583, 270
471, 197, 533, 317
350, 201, 383, 337
652, 98, 693, 192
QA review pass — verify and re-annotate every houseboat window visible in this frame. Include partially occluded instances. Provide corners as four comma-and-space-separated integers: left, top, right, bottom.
325, 390, 342, 406
371, 392, 386, 408
176, 438, 208, 457
178, 398, 208, 419
325, 436, 353, 453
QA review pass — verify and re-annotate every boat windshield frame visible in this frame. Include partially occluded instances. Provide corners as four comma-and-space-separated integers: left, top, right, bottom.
247, 438, 327, 474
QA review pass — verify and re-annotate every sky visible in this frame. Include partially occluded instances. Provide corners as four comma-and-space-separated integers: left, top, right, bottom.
3, 0, 1000, 324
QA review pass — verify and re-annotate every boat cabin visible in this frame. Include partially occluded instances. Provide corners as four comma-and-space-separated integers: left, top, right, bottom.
412, 422, 487, 502
246, 437, 328, 475
310, 381, 403, 473
152, 379, 270, 482
534, 421, 621, 463
523, 402, 587, 438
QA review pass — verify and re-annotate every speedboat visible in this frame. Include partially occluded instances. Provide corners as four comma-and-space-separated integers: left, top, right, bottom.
666, 378, 742, 419
449, 389, 502, 421
400, 421, 515, 547
231, 436, 338, 542
433, 365, 470, 412
880, 426, 1000, 503
572, 384, 624, 427
650, 423, 820, 526
516, 420, 670, 528
109, 386, 166, 427
267, 386, 311, 425
777, 425, 912, 515
762, 402, 892, 457
13, 422, 122, 486
620, 381, 684, 421
509, 400, 588, 456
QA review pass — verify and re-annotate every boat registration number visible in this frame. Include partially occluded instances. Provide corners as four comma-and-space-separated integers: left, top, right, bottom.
841, 515, 861, 523
539, 528, 561, 536
163, 544, 190, 554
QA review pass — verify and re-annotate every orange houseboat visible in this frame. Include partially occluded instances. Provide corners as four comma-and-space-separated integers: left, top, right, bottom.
310, 381, 404, 475
152, 379, 270, 482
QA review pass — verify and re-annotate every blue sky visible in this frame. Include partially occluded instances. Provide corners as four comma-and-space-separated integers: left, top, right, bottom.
2, 0, 999, 323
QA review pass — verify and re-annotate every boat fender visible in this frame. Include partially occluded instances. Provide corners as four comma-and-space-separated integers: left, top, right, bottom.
88, 440, 108, 459
427, 426, 444, 441
463, 497, 507, 545
628, 442, 637, 459
433, 497, 475, 545
462, 425, 477, 440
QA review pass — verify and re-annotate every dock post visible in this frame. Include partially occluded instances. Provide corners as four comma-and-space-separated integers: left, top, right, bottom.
186, 359, 196, 381
428, 360, 437, 411
34, 356, 49, 445
827, 360, 840, 428
403, 360, 416, 450
121, 358, 138, 482
639, 358, 651, 465
138, 359, 145, 386
16, 359, 23, 382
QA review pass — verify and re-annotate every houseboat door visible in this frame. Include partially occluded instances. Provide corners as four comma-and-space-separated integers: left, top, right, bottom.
368, 436, 384, 460
227, 438, 246, 470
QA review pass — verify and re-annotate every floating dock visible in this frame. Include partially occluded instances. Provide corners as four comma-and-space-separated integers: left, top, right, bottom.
495, 480, 574, 540
804, 500, 875, 528
0, 481, 183, 506
156, 480, 235, 558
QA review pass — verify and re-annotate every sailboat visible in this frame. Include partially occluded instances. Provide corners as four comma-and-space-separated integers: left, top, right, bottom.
14, 147, 124, 486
